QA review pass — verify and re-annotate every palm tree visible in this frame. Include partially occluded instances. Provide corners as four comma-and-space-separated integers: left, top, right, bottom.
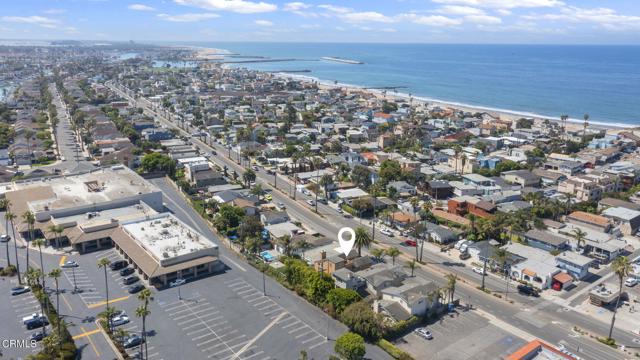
607, 256, 631, 341
32, 238, 47, 288
97, 258, 112, 331
291, 153, 301, 200
406, 259, 417, 277
370, 248, 385, 262
445, 273, 457, 304
2, 199, 12, 267
492, 248, 509, 278
6, 211, 20, 284
386, 247, 400, 265
354, 227, 372, 257
47, 224, 64, 248
312, 157, 323, 213
250, 183, 264, 202
48, 268, 62, 351
98, 306, 117, 333
22, 211, 36, 271
242, 169, 256, 189
137, 288, 152, 360
571, 228, 587, 252
582, 113, 589, 143
318, 174, 334, 200
277, 235, 294, 257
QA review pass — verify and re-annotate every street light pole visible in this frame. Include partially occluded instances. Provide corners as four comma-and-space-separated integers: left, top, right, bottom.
262, 270, 266, 296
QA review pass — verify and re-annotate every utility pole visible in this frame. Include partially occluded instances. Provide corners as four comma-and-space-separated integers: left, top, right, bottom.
481, 256, 488, 291
262, 269, 266, 296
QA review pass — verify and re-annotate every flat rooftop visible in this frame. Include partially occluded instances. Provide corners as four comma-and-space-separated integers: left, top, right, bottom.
121, 213, 217, 267
51, 202, 157, 228
14, 166, 159, 213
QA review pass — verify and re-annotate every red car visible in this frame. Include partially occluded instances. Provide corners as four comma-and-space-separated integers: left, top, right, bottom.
404, 239, 417, 247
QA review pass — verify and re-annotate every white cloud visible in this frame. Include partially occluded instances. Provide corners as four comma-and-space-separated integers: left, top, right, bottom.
432, 0, 564, 9
157, 13, 220, 22
43, 9, 66, 15
128, 4, 156, 11
401, 14, 462, 27
523, 6, 640, 30
497, 9, 512, 16
284, 2, 310, 12
254, 19, 273, 26
465, 14, 502, 24
65, 26, 79, 34
174, 0, 277, 14
317, 5, 352, 14
436, 5, 485, 16
1, 15, 59, 28
342, 11, 395, 23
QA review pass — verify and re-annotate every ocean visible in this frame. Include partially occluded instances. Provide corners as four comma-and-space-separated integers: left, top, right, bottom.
175, 42, 640, 127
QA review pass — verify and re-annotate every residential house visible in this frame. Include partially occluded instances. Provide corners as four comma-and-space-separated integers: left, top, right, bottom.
601, 207, 640, 236
523, 229, 569, 252
566, 211, 612, 233
501, 170, 540, 188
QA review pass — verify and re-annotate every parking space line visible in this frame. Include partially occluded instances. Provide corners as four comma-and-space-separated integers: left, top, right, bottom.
308, 340, 327, 350
294, 330, 313, 339
251, 299, 271, 307
230, 284, 251, 291
72, 328, 101, 340
174, 308, 215, 320
230, 312, 286, 360
257, 304, 279, 311
240, 351, 264, 360
247, 296, 266, 303
168, 302, 211, 316
203, 335, 247, 352
281, 320, 300, 329
301, 334, 323, 344
288, 325, 308, 334
242, 292, 262, 300
223, 278, 243, 285
80, 326, 101, 357
263, 309, 281, 316
237, 288, 255, 295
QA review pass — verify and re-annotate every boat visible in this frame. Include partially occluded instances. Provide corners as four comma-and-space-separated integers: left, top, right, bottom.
321, 57, 364, 65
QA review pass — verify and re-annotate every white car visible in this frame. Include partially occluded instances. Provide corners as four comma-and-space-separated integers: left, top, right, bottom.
170, 278, 186, 287
625, 278, 638, 287
306, 200, 316, 206
302, 189, 311, 196
380, 228, 394, 237
61, 261, 79, 268
413, 327, 433, 340
473, 266, 486, 275
276, 202, 286, 211
454, 239, 466, 250
111, 315, 130, 327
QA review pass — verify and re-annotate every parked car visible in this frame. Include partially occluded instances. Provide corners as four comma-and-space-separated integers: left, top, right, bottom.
23, 313, 46, 324
123, 276, 139, 285
459, 243, 470, 253
302, 189, 311, 196
30, 331, 46, 342
110, 260, 128, 271
11, 286, 30, 296
0, 234, 10, 242
454, 239, 466, 250
119, 268, 134, 276
343, 213, 353, 219
264, 194, 273, 201
459, 252, 471, 260
25, 318, 49, 330
335, 207, 343, 214
123, 334, 144, 348
252, 166, 259, 171
111, 315, 130, 327
380, 228, 394, 237
276, 202, 286, 210
318, 198, 328, 204
306, 200, 316, 206
128, 284, 145, 294
413, 327, 433, 340
61, 261, 79, 268
517, 284, 539, 297
170, 278, 186, 287
472, 266, 486, 275
625, 277, 638, 287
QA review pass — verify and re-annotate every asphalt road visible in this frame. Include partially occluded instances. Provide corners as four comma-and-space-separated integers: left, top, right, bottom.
107, 81, 639, 360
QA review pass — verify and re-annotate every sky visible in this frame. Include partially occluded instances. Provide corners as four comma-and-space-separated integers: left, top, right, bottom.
1, 0, 640, 44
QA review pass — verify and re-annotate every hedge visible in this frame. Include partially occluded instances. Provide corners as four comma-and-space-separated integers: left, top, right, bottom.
377, 339, 415, 360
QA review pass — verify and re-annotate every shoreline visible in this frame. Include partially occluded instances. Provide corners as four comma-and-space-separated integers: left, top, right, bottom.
202, 47, 637, 132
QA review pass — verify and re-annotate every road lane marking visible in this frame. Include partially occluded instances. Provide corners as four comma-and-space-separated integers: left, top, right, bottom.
87, 295, 131, 309
72, 328, 101, 340
59, 256, 67, 266
79, 326, 101, 357
222, 256, 247, 272
61, 294, 73, 311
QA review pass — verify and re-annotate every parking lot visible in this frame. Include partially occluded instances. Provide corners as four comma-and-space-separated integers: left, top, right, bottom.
0, 278, 45, 359
396, 309, 527, 360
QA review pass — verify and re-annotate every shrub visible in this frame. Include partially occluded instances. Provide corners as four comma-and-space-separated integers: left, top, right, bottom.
377, 339, 414, 360
335, 332, 366, 360
325, 288, 361, 315
340, 301, 383, 341
597, 337, 616, 347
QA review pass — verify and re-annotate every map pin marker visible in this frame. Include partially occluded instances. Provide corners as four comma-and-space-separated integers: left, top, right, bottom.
338, 227, 356, 257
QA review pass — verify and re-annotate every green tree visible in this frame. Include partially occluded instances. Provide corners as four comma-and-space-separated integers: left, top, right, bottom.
48, 268, 62, 351
137, 288, 152, 360
277, 235, 294, 257
319, 174, 334, 200
97, 258, 112, 331
335, 332, 366, 360
303, 271, 334, 305
242, 168, 256, 189
406, 259, 417, 277
339, 301, 383, 341
572, 228, 587, 252
607, 256, 631, 341
212, 204, 245, 232
445, 273, 457, 304
325, 288, 361, 315
32, 238, 47, 288
386, 247, 400, 265
379, 160, 401, 184
22, 210, 35, 271
370, 248, 384, 262
140, 152, 176, 177
1, 199, 11, 268
354, 227, 372, 257
6, 211, 20, 284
